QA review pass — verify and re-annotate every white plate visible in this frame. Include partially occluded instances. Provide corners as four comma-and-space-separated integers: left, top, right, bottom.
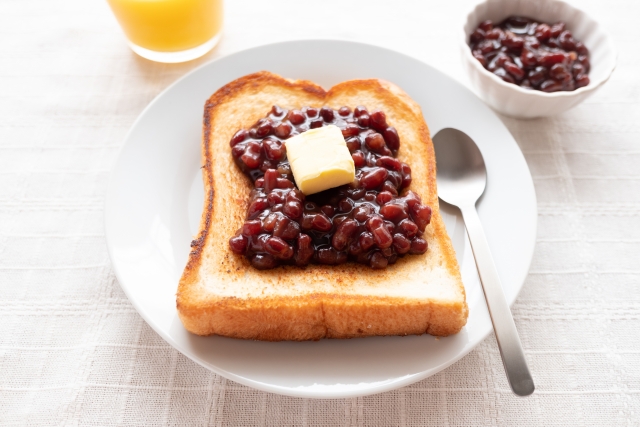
105, 40, 537, 399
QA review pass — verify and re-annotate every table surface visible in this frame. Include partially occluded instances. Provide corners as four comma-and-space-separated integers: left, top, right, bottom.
1, 0, 639, 425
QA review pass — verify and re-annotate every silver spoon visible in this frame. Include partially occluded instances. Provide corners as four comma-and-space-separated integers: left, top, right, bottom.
433, 128, 534, 397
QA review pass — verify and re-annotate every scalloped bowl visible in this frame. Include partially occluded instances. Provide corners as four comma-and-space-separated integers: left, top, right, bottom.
461, 0, 617, 118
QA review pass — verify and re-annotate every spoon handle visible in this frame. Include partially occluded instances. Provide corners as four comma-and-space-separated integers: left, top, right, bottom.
460, 206, 535, 397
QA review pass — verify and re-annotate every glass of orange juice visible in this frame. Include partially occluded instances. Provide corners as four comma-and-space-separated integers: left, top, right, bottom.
106, 0, 223, 63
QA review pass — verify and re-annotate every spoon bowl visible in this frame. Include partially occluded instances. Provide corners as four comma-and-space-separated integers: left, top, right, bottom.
434, 128, 487, 207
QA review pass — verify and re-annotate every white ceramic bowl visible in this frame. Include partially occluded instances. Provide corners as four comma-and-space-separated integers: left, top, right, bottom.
461, 0, 616, 118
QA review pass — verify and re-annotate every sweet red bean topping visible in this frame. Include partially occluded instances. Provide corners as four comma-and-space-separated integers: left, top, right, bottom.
228, 105, 432, 269
469, 16, 590, 92
228, 234, 248, 254
338, 106, 351, 116
393, 234, 411, 254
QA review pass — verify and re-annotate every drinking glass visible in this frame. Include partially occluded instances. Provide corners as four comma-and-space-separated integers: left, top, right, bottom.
107, 0, 223, 63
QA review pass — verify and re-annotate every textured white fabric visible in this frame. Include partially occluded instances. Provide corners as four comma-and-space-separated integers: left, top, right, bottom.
1, 0, 639, 425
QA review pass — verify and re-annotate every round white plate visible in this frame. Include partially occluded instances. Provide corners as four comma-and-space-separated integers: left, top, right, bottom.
105, 40, 536, 399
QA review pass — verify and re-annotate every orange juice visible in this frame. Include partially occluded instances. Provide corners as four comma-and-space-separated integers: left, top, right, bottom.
107, 0, 223, 53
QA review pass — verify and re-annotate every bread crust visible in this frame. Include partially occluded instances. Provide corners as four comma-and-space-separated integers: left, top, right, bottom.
177, 71, 468, 340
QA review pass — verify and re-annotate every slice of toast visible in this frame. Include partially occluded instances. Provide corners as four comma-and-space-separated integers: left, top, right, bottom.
177, 71, 468, 340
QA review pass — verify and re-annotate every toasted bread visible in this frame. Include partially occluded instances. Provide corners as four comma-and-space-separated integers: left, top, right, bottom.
177, 71, 468, 340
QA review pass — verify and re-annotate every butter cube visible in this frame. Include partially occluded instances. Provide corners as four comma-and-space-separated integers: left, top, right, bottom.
285, 125, 355, 195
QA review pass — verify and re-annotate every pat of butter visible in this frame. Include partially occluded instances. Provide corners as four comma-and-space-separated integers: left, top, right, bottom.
285, 125, 355, 195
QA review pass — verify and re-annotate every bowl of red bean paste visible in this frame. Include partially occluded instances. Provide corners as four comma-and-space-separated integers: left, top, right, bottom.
470, 16, 589, 93
461, 0, 616, 118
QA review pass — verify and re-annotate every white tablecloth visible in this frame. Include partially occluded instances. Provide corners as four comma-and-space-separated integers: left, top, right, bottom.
1, 0, 639, 425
